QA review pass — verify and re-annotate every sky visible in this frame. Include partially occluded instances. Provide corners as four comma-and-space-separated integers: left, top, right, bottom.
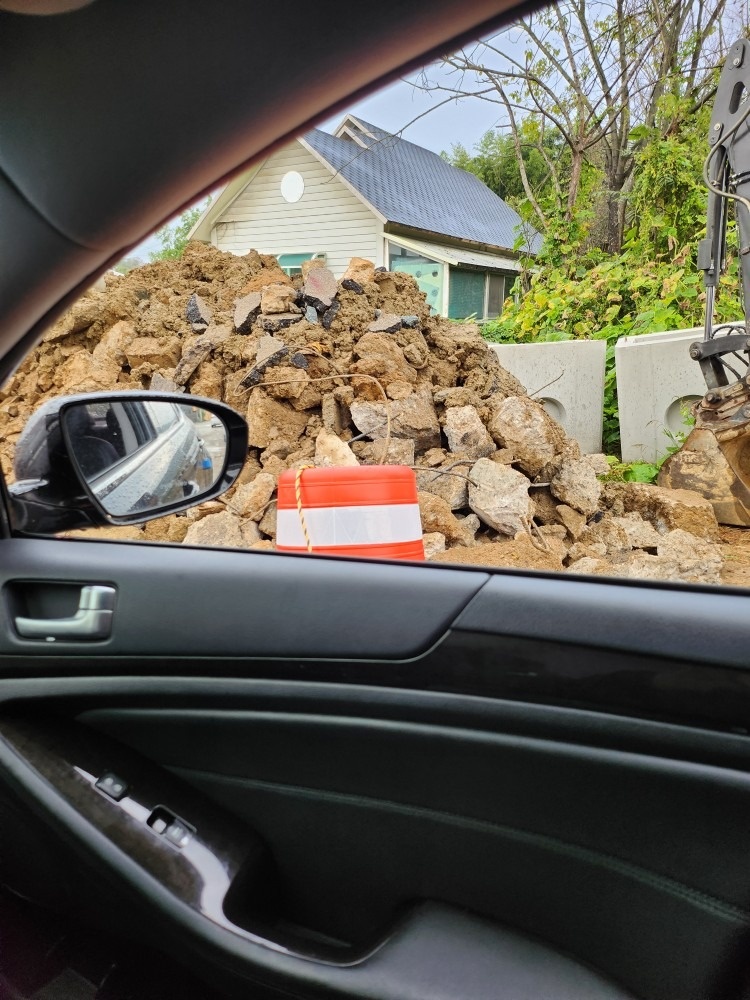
130, 59, 505, 262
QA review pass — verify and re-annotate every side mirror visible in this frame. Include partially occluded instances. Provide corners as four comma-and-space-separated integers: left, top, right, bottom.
7, 392, 248, 535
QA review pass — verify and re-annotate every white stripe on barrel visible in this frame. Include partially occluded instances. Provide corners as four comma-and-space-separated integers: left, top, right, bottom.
277, 502, 422, 549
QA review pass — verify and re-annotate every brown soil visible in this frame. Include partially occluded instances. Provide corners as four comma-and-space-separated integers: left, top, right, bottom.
718, 526, 750, 587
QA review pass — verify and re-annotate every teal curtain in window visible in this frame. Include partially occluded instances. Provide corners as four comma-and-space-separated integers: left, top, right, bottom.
448, 269, 485, 319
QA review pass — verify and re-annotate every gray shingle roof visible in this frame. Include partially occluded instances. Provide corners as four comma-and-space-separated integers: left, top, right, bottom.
303, 118, 542, 254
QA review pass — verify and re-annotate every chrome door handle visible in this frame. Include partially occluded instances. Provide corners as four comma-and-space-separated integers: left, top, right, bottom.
15, 585, 116, 641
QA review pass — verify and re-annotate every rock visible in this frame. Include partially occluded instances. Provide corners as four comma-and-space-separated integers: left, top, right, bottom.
234, 292, 261, 333
239, 336, 289, 388
433, 386, 484, 409
551, 456, 602, 516
315, 429, 359, 467
341, 279, 364, 294
352, 332, 417, 392
367, 313, 402, 334
585, 453, 610, 475
577, 518, 630, 555
556, 504, 587, 540
150, 372, 181, 393
418, 492, 475, 546
341, 257, 376, 285
353, 439, 415, 466
604, 482, 719, 539
231, 473, 276, 520
173, 324, 231, 385
245, 388, 308, 449
423, 532, 447, 559
183, 511, 243, 548
240, 520, 262, 547
401, 315, 420, 328
458, 513, 481, 541
304, 267, 338, 310
530, 487, 563, 525
261, 283, 300, 315
126, 336, 182, 370
260, 313, 304, 333
259, 503, 277, 539
443, 406, 495, 460
611, 513, 661, 550
422, 448, 448, 468
488, 395, 567, 478
654, 529, 723, 584
468, 458, 533, 536
566, 556, 608, 576
320, 301, 340, 330
92, 320, 136, 364
305, 305, 319, 324
301, 258, 327, 279
291, 352, 309, 369
186, 293, 213, 327
350, 387, 440, 452
416, 463, 469, 510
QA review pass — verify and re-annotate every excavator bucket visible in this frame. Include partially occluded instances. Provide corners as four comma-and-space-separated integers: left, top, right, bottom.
659, 391, 750, 526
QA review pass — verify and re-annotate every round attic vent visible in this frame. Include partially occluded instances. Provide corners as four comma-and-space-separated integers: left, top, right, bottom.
280, 171, 304, 203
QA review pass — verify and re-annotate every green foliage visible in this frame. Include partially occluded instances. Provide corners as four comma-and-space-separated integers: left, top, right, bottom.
149, 202, 206, 262
481, 92, 742, 459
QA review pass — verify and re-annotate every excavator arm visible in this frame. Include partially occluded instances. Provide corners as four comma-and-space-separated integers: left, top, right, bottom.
691, 38, 750, 509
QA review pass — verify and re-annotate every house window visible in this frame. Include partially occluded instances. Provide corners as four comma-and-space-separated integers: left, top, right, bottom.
448, 269, 485, 320
388, 245, 443, 313
486, 273, 505, 319
277, 253, 325, 277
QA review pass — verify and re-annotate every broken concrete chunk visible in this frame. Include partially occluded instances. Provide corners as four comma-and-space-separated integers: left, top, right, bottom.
126, 336, 182, 370
610, 512, 661, 550
418, 492, 476, 546
291, 352, 309, 369
341, 279, 364, 293
468, 458, 533, 536
304, 305, 319, 324
350, 387, 440, 452
231, 473, 277, 520
416, 464, 469, 510
186, 293, 213, 327
233, 292, 261, 333
245, 388, 308, 450
257, 335, 287, 367
367, 313, 402, 334
488, 395, 567, 478
261, 283, 300, 315
444, 405, 495, 460
183, 511, 243, 548
401, 315, 420, 328
353, 439, 415, 466
604, 482, 719, 539
321, 300, 340, 329
173, 324, 231, 386
314, 429, 359, 468
150, 372, 182, 393
304, 267, 338, 310
341, 257, 376, 285
556, 504, 587, 540
551, 456, 602, 517
260, 313, 303, 332
423, 532, 447, 559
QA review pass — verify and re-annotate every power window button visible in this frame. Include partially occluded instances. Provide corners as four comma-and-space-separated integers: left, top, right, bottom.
95, 772, 128, 801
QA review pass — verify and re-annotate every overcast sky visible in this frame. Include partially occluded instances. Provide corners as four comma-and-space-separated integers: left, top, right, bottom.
130, 53, 505, 261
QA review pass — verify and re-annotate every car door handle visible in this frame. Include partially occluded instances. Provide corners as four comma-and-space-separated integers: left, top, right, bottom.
15, 585, 116, 641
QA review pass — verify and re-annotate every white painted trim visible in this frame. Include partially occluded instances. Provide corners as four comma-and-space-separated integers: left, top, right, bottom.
441, 263, 450, 317
298, 136, 388, 225
188, 163, 265, 241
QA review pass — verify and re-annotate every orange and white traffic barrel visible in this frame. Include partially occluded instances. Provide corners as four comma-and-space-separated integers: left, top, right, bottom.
276, 465, 425, 561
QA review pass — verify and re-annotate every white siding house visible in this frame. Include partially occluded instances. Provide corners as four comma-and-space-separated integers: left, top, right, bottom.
210, 143, 381, 276
190, 116, 540, 317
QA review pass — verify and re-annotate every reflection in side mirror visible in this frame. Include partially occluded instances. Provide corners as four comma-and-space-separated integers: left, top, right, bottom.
62, 400, 228, 517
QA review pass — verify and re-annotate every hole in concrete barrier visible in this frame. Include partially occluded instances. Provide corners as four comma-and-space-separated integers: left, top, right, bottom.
665, 395, 701, 434
540, 397, 566, 423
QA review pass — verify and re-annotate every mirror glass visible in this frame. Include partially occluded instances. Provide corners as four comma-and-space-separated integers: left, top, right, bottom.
62, 399, 228, 516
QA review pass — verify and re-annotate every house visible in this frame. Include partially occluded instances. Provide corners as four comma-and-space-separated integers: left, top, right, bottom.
189, 115, 540, 320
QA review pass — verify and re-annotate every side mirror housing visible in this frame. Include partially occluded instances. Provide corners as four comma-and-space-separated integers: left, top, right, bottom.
7, 392, 248, 535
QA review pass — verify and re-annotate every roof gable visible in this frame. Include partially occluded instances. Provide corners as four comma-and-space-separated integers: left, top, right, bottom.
304, 117, 541, 254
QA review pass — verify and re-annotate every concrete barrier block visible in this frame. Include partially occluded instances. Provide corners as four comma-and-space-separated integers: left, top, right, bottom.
616, 328, 705, 463
490, 340, 606, 454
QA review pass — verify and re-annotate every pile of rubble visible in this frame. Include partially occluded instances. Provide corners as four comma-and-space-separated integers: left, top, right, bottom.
0, 243, 724, 583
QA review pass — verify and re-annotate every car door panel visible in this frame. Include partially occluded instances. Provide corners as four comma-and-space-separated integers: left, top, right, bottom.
0, 533, 749, 999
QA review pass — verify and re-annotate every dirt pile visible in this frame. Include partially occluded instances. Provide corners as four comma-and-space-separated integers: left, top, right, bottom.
0, 243, 725, 584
